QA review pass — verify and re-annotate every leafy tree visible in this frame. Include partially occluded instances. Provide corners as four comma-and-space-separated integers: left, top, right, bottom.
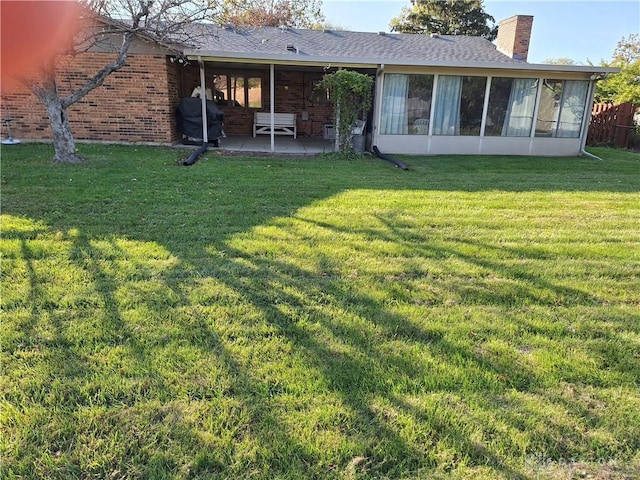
389, 0, 497, 40
6, 0, 215, 163
596, 34, 640, 106
219, 0, 324, 28
542, 58, 581, 66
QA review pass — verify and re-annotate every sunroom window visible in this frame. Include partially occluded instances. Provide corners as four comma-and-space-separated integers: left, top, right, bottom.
536, 80, 589, 138
379, 74, 590, 140
380, 74, 433, 135
485, 78, 538, 137
433, 76, 486, 136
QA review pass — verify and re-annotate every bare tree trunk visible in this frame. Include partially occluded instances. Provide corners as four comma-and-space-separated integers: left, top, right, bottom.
30, 68, 84, 163
43, 88, 84, 164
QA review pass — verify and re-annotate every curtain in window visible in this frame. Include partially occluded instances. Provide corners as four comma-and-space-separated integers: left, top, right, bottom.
380, 74, 409, 134
433, 75, 462, 135
557, 80, 589, 138
502, 78, 537, 137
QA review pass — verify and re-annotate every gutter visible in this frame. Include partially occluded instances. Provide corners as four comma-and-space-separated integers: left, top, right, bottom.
183, 49, 619, 75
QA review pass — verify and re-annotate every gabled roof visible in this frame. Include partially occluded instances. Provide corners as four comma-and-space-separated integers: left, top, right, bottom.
183, 24, 615, 75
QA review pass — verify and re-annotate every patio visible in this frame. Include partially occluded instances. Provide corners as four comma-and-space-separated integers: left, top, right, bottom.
214, 135, 335, 154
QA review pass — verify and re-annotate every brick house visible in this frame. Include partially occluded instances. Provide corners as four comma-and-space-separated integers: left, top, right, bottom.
1, 15, 616, 156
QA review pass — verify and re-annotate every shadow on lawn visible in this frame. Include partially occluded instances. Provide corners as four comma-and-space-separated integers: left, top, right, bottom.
7, 209, 637, 477
190, 239, 536, 479
2, 147, 639, 478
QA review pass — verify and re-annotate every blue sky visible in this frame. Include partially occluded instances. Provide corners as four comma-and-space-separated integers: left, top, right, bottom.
322, 0, 640, 64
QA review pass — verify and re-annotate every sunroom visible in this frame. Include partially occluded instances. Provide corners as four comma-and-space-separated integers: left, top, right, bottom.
374, 66, 601, 156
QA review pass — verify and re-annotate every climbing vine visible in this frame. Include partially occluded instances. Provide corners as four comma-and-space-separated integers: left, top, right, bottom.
317, 70, 373, 152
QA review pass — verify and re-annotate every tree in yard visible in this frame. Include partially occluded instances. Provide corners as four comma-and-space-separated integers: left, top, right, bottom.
595, 33, 640, 106
389, 0, 497, 40
219, 0, 324, 28
2, 0, 215, 163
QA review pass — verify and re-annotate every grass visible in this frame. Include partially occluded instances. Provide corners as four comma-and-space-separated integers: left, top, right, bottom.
1, 143, 639, 479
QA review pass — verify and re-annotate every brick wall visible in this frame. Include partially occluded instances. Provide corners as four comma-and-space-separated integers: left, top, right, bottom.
271, 71, 334, 138
1, 53, 180, 144
3, 55, 342, 144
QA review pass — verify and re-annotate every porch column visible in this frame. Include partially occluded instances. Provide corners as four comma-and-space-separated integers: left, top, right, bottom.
270, 63, 275, 152
198, 57, 208, 144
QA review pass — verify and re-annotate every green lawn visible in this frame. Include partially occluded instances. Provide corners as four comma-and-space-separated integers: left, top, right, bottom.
1, 144, 639, 479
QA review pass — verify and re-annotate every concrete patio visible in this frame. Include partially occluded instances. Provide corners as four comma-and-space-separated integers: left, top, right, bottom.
213, 135, 335, 154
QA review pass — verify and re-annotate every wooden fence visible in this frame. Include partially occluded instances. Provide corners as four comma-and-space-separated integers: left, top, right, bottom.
587, 102, 636, 149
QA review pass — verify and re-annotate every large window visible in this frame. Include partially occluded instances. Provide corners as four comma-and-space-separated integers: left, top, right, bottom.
433, 76, 486, 136
536, 80, 589, 138
485, 77, 538, 137
213, 74, 262, 108
379, 74, 590, 140
380, 74, 433, 135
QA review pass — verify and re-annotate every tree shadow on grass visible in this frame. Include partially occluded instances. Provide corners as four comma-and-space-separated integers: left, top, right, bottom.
2, 147, 640, 478
3, 222, 332, 478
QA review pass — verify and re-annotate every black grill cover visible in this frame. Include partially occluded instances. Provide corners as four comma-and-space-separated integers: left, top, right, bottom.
176, 97, 224, 143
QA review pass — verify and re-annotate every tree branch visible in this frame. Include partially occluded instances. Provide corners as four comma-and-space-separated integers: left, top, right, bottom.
62, 30, 135, 107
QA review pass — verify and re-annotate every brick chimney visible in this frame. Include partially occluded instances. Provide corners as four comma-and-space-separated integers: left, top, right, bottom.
496, 15, 534, 62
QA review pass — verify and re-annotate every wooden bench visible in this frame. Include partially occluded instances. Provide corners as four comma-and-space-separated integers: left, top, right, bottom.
253, 112, 297, 138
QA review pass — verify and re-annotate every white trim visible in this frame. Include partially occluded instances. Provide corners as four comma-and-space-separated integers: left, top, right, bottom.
377, 135, 583, 156
270, 63, 275, 152
580, 80, 597, 151
198, 57, 208, 144
372, 65, 385, 148
529, 77, 544, 155
479, 76, 492, 143
428, 75, 438, 137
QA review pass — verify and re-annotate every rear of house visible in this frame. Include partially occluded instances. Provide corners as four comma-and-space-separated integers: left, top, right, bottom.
0, 15, 615, 156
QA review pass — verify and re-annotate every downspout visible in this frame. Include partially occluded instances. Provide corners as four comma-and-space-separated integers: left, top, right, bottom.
270, 63, 275, 152
198, 56, 208, 144
372, 64, 384, 150
580, 76, 605, 160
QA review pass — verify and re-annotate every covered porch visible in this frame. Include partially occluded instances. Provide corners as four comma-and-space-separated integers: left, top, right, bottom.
176, 54, 376, 153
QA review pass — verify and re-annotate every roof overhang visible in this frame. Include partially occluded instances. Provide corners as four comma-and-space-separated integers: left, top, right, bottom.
184, 50, 378, 68
184, 49, 618, 76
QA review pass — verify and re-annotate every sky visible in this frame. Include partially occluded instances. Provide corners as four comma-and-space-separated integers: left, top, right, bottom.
322, 0, 640, 64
